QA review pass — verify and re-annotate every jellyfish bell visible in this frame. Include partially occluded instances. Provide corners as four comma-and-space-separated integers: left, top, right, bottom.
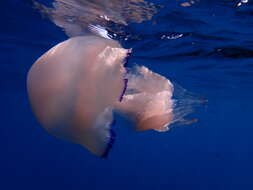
27, 35, 129, 157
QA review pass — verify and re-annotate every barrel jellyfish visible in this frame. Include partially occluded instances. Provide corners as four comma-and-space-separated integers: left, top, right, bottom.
27, 35, 201, 157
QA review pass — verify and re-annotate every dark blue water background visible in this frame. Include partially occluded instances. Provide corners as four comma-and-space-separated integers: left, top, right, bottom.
1, 0, 253, 189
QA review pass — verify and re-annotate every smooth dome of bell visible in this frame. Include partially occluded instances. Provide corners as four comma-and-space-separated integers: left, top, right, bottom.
27, 36, 128, 157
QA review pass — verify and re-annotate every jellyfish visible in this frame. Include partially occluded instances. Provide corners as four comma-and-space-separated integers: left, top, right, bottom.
27, 34, 201, 157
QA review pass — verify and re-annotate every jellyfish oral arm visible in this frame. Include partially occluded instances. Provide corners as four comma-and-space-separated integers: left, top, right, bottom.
115, 66, 174, 132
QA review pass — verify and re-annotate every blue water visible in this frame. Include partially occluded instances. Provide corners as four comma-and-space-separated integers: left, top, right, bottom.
1, 0, 253, 189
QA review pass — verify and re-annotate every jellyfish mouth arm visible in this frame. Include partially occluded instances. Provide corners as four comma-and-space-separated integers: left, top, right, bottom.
116, 92, 174, 132
115, 66, 174, 132
125, 66, 173, 94
115, 65, 204, 131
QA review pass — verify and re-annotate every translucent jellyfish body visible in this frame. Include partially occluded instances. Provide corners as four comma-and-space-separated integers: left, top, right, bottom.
27, 35, 199, 157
